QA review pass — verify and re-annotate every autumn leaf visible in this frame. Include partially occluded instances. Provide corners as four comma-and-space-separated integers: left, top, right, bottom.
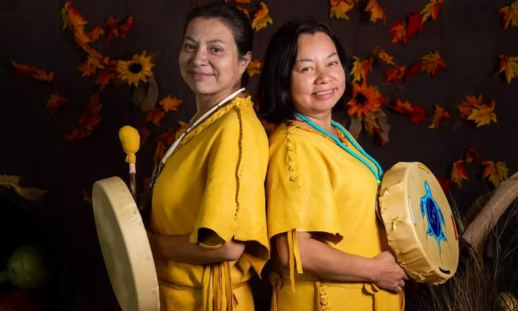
106, 16, 120, 43
390, 98, 413, 115
495, 55, 518, 84
457, 95, 482, 119
421, 51, 446, 77
87, 26, 104, 43
11, 61, 54, 82
82, 190, 92, 204
363, 113, 380, 136
139, 127, 150, 146
429, 105, 450, 129
63, 94, 102, 141
159, 96, 183, 112
46, 94, 69, 113
384, 66, 407, 83
365, 0, 386, 24
153, 141, 167, 165
330, 1, 354, 20
61, 2, 90, 45
421, 0, 444, 23
404, 62, 423, 82
247, 59, 263, 77
465, 148, 483, 164
437, 177, 451, 195
236, 0, 251, 3
378, 50, 396, 66
390, 21, 407, 45
145, 107, 166, 126
63, 128, 92, 141
119, 17, 134, 37
96, 57, 118, 90
451, 160, 469, 187
350, 57, 371, 84
236, 6, 250, 18
347, 82, 389, 117
499, 0, 518, 30
407, 12, 424, 39
252, 2, 273, 31
468, 100, 497, 127
78, 55, 104, 77
483, 161, 509, 187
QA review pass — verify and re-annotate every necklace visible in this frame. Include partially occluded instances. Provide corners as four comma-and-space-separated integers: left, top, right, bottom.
294, 112, 383, 187
149, 88, 245, 191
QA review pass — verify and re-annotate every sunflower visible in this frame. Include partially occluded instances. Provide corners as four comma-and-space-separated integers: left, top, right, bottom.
347, 82, 388, 117
117, 51, 155, 87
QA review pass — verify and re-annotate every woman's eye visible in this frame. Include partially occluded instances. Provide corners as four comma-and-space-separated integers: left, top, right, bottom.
211, 47, 222, 53
184, 44, 196, 50
302, 67, 312, 72
329, 61, 338, 66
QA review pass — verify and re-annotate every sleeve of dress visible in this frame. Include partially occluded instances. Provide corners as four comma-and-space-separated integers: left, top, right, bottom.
189, 107, 270, 275
266, 126, 345, 242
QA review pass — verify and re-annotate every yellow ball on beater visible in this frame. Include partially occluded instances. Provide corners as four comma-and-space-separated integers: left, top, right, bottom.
118, 126, 140, 203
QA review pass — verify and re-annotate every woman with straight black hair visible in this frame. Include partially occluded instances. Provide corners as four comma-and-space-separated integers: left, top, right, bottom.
146, 2, 270, 310
257, 20, 406, 311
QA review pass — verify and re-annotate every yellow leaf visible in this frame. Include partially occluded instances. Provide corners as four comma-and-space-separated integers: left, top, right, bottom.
330, 1, 354, 20
451, 160, 469, 187
378, 50, 396, 66
429, 105, 450, 129
365, 0, 386, 24
247, 59, 263, 77
420, 0, 444, 23
495, 55, 518, 84
252, 2, 273, 31
351, 57, 366, 84
88, 26, 104, 43
467, 100, 497, 127
483, 161, 509, 188
363, 114, 380, 136
499, 0, 518, 30
159, 96, 183, 112
457, 95, 483, 119
421, 51, 446, 77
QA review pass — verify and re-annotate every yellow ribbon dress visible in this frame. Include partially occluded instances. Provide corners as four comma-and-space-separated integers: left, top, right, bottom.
150, 96, 270, 311
266, 121, 405, 311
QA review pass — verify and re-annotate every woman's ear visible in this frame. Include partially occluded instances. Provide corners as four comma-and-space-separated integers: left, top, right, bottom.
239, 51, 252, 74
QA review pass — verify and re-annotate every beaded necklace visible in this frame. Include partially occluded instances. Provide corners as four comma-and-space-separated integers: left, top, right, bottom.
294, 111, 383, 188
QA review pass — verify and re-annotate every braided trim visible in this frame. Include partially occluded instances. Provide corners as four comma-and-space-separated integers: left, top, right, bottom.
173, 97, 252, 155
234, 105, 244, 221
285, 122, 299, 185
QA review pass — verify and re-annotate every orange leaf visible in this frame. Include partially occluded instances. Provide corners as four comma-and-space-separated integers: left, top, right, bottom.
365, 0, 386, 24
106, 16, 120, 43
410, 105, 427, 123
498, 0, 518, 30
451, 160, 468, 187
429, 105, 450, 129
145, 107, 166, 126
139, 127, 150, 146
390, 21, 407, 45
11, 61, 54, 82
457, 95, 482, 119
96, 57, 118, 90
159, 96, 183, 112
495, 55, 518, 84
61, 2, 90, 45
236, 0, 251, 3
378, 50, 396, 66
252, 2, 273, 31
482, 161, 509, 188
347, 82, 389, 117
405, 62, 423, 82
384, 66, 407, 83
79, 94, 102, 130
467, 100, 497, 127
437, 177, 451, 195
390, 98, 413, 115
465, 148, 483, 164
421, 51, 446, 77
236, 6, 250, 18
46, 94, 69, 113
350, 57, 370, 84
247, 58, 263, 77
87, 26, 104, 43
78, 56, 104, 77
421, 0, 444, 23
330, 1, 354, 20
119, 16, 134, 38
363, 114, 380, 136
407, 12, 424, 38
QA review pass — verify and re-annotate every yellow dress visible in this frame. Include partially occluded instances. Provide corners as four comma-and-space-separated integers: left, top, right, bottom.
266, 121, 405, 311
150, 96, 270, 311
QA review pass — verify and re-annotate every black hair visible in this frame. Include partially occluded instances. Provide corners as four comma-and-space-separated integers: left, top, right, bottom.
256, 19, 353, 124
184, 1, 253, 87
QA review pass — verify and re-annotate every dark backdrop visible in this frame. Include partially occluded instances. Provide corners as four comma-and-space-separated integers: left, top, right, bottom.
0, 0, 517, 310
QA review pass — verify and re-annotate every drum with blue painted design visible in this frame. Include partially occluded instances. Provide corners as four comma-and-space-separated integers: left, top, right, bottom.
378, 162, 459, 285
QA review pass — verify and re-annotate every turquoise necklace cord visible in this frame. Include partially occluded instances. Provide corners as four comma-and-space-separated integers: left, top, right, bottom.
294, 112, 383, 188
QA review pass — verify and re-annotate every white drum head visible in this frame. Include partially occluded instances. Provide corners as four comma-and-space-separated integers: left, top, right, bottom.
92, 177, 159, 311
